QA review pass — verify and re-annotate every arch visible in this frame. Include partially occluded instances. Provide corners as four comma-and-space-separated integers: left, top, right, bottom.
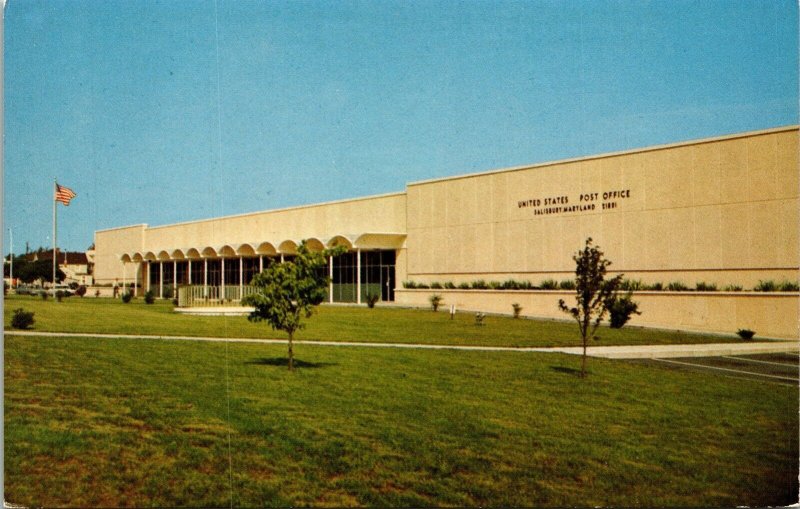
185, 248, 202, 259
304, 237, 325, 252
201, 246, 218, 258
120, 253, 132, 263
144, 251, 157, 261
157, 250, 171, 261
255, 241, 277, 256
236, 243, 257, 256
278, 240, 297, 254
132, 252, 145, 263
327, 235, 354, 250
219, 245, 236, 257
171, 249, 186, 260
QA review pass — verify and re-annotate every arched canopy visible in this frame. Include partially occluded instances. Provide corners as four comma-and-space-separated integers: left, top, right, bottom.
157, 250, 171, 261
304, 238, 325, 252
132, 253, 144, 263
256, 241, 277, 256
327, 235, 354, 250
219, 245, 236, 257
185, 248, 201, 259
120, 254, 132, 263
236, 243, 256, 256
278, 240, 297, 254
144, 251, 157, 261
201, 246, 218, 257
171, 249, 186, 260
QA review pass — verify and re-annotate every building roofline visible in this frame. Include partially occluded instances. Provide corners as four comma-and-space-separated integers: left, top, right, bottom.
146, 191, 407, 231
95, 224, 148, 234
407, 125, 799, 187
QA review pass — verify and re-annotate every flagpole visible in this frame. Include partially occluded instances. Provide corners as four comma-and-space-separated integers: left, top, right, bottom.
53, 179, 57, 298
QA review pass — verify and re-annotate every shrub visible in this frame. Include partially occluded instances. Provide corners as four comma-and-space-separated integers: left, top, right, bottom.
444, 281, 456, 289
695, 282, 717, 291
488, 281, 501, 290
40, 292, 49, 301
68, 282, 79, 290
646, 282, 664, 291
777, 280, 800, 292
722, 284, 743, 292
737, 329, 756, 341
512, 303, 523, 319
55, 290, 65, 302
403, 281, 416, 289
95, 289, 101, 297
11, 308, 35, 329
163, 287, 174, 299
607, 292, 641, 328
666, 281, 689, 291
172, 298, 179, 306
458, 282, 470, 289
365, 292, 379, 309
540, 279, 558, 290
416, 283, 430, 289
620, 279, 644, 291
475, 312, 486, 326
121, 291, 134, 303
753, 280, 776, 292
429, 294, 443, 312
430, 282, 442, 289
559, 279, 576, 290
144, 290, 155, 304
75, 285, 87, 297
471, 280, 488, 290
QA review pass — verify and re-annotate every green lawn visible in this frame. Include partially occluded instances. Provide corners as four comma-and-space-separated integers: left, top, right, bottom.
5, 335, 797, 507
4, 295, 747, 347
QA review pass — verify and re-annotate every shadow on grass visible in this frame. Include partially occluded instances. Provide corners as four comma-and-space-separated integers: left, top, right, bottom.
246, 357, 337, 369
550, 366, 587, 377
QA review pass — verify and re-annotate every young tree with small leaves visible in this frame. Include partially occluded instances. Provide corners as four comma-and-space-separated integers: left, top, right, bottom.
242, 240, 345, 371
558, 238, 623, 378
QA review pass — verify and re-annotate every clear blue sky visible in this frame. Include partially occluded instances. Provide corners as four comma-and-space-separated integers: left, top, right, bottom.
4, 0, 798, 253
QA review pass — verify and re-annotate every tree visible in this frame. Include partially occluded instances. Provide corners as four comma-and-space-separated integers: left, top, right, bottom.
558, 238, 623, 378
16, 259, 65, 285
242, 240, 345, 371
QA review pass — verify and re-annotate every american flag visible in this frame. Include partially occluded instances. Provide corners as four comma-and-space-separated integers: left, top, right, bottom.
55, 184, 77, 206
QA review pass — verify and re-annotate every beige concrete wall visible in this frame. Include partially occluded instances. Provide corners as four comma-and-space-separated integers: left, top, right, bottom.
94, 225, 146, 285
395, 289, 800, 340
406, 127, 799, 288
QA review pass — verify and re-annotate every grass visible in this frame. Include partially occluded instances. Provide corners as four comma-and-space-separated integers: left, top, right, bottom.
3, 295, 750, 347
5, 335, 798, 507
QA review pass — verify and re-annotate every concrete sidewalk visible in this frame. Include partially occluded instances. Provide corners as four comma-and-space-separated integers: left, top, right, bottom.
4, 330, 797, 359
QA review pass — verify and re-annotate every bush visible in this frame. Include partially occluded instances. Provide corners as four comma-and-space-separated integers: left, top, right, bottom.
666, 281, 689, 291
753, 280, 776, 292
540, 279, 558, 290
559, 279, 576, 290
512, 303, 523, 319
75, 285, 87, 297
470, 280, 488, 290
163, 287, 174, 299
474, 312, 486, 326
365, 292, 379, 309
430, 282, 442, 289
645, 282, 664, 291
778, 280, 800, 292
55, 290, 65, 302
737, 329, 756, 341
722, 284, 743, 292
429, 294, 443, 312
607, 292, 641, 328
458, 282, 470, 289
11, 308, 35, 330
695, 282, 717, 291
620, 279, 645, 291
40, 292, 49, 301
68, 282, 79, 290
144, 290, 155, 304
403, 281, 416, 289
121, 291, 134, 303
444, 281, 456, 289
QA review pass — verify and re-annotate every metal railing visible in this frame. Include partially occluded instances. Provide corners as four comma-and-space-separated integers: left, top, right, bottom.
177, 285, 258, 307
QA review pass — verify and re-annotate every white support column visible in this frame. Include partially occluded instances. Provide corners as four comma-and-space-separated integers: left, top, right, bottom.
356, 248, 362, 304
146, 263, 150, 292
280, 253, 284, 263
221, 257, 226, 300
203, 258, 208, 296
188, 260, 192, 285
328, 255, 333, 303
173, 260, 177, 294
239, 256, 243, 295
159, 262, 163, 299
259, 255, 263, 272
